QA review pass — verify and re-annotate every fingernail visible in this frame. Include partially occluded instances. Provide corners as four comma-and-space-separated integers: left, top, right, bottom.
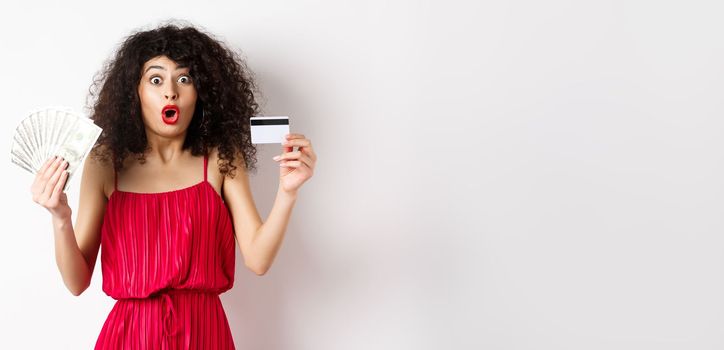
273, 155, 280, 161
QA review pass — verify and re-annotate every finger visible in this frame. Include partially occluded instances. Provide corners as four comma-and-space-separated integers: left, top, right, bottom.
282, 139, 310, 154
276, 150, 302, 161
282, 138, 311, 148
38, 156, 61, 181
52, 169, 69, 197
43, 162, 65, 196
33, 157, 62, 193
42, 156, 64, 180
281, 159, 313, 170
280, 160, 304, 168
301, 154, 315, 169
38, 156, 58, 176
280, 155, 313, 169
281, 140, 293, 153
275, 152, 315, 168
299, 145, 316, 161
296, 154, 313, 168
32, 157, 57, 191
44, 160, 67, 197
285, 133, 305, 140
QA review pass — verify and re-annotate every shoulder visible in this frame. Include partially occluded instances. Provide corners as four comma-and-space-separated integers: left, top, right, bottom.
205, 146, 248, 195
208, 146, 248, 178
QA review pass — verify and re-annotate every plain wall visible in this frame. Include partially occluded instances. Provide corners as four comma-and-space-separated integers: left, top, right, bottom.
1, 0, 723, 349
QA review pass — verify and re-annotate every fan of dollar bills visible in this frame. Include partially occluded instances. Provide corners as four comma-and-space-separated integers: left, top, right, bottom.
10, 106, 102, 191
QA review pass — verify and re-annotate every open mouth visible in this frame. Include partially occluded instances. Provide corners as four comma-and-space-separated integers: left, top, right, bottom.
161, 105, 180, 125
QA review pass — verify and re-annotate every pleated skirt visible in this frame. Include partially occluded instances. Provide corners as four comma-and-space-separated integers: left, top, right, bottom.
95, 291, 235, 349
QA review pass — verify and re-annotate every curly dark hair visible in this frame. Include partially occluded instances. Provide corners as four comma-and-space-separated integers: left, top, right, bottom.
86, 20, 261, 177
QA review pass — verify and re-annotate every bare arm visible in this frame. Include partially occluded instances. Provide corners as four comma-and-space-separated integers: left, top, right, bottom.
248, 189, 297, 274
222, 134, 315, 276
32, 153, 110, 295
223, 166, 297, 275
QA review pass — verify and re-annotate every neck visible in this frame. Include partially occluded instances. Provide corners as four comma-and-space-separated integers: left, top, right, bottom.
144, 129, 188, 164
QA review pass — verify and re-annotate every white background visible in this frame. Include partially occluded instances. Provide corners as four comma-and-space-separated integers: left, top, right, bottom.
1, 1, 723, 349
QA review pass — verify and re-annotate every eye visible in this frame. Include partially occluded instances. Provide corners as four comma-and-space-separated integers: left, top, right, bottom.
150, 76, 162, 85
178, 75, 192, 84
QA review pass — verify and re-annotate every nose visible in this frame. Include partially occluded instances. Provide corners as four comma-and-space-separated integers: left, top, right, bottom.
164, 86, 178, 101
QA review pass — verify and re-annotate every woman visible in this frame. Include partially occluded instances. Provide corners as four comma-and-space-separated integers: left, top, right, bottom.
29, 22, 316, 349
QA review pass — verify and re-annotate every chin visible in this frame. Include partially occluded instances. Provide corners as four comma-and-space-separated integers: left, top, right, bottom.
151, 123, 190, 137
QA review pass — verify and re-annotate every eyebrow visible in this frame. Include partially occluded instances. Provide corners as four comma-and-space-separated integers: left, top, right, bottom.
144, 65, 189, 74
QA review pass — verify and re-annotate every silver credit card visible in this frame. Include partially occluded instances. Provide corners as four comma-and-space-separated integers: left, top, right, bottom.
250, 116, 290, 144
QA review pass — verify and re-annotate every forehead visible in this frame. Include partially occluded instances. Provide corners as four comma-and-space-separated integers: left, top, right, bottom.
142, 56, 189, 73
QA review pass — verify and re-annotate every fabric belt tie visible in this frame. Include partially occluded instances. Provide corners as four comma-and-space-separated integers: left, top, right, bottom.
161, 293, 180, 337
157, 289, 217, 350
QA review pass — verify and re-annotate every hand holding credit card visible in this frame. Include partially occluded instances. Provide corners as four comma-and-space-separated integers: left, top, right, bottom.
250, 116, 290, 144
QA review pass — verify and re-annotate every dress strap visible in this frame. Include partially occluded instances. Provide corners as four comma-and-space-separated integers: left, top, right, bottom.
203, 153, 208, 182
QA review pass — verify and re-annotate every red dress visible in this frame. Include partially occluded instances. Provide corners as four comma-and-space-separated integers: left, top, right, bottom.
95, 154, 236, 349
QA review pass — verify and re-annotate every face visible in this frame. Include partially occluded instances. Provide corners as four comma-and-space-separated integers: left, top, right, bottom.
137, 55, 197, 137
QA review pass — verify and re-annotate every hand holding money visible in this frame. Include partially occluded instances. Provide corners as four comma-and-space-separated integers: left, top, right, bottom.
10, 106, 103, 192
30, 156, 71, 220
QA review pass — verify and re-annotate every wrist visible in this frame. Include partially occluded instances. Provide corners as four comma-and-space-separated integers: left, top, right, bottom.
51, 211, 72, 225
277, 186, 298, 201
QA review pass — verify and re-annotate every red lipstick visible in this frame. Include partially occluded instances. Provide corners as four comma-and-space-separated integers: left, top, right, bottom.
161, 105, 180, 125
